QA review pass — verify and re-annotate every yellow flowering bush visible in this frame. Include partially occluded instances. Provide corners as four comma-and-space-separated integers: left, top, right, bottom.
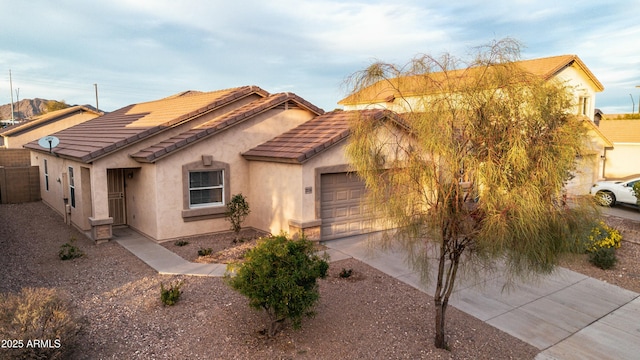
585, 221, 622, 253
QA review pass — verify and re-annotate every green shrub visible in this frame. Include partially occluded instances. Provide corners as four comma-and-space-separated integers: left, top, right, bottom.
58, 237, 84, 260
160, 280, 183, 306
225, 234, 329, 337
226, 193, 251, 243
0, 288, 83, 360
339, 268, 353, 278
579, 221, 621, 270
589, 247, 618, 269
582, 221, 622, 253
174, 240, 189, 247
632, 181, 640, 206
197, 247, 213, 256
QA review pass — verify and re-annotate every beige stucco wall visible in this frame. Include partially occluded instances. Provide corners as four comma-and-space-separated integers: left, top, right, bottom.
4, 112, 100, 149
604, 144, 640, 178
30, 152, 93, 232
245, 143, 350, 237
140, 107, 315, 241
552, 64, 598, 121
248, 161, 304, 236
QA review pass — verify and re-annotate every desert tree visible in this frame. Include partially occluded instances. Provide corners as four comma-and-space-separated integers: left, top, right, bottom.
344, 38, 597, 349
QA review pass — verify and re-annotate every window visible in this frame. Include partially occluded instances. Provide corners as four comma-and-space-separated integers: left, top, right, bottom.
579, 96, 589, 116
182, 159, 230, 221
44, 159, 49, 191
68, 166, 75, 208
189, 170, 224, 208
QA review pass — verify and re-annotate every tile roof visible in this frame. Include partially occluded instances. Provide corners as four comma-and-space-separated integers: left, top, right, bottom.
130, 92, 324, 163
24, 86, 268, 162
242, 109, 401, 164
339, 55, 603, 105
0, 105, 102, 137
597, 118, 640, 143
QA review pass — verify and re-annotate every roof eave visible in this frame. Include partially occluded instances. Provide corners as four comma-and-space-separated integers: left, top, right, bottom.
241, 154, 302, 164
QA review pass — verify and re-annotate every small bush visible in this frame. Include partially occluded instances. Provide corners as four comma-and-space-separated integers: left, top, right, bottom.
632, 182, 640, 206
59, 237, 84, 260
582, 221, 622, 253
579, 221, 621, 270
589, 247, 618, 269
197, 247, 213, 256
160, 280, 183, 306
226, 193, 251, 243
174, 240, 189, 247
225, 234, 329, 337
339, 268, 353, 278
0, 288, 83, 360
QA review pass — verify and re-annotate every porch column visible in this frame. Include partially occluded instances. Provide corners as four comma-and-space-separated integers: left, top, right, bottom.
89, 167, 113, 243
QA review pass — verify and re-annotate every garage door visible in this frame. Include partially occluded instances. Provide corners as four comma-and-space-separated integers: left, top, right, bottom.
321, 172, 377, 240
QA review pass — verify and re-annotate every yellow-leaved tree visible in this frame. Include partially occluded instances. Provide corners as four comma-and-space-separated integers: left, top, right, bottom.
344, 39, 597, 349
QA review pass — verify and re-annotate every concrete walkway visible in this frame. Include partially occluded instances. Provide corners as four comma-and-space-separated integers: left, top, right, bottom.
113, 227, 640, 360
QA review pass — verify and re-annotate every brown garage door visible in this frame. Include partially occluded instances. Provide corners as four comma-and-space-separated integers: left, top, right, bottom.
321, 172, 376, 240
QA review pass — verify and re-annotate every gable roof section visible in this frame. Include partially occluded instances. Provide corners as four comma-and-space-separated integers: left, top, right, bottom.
339, 55, 603, 105
516, 55, 603, 91
242, 109, 402, 164
130, 92, 324, 163
0, 105, 102, 137
597, 119, 640, 143
24, 86, 268, 162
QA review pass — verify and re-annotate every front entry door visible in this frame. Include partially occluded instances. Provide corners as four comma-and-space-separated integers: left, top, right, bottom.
107, 169, 126, 226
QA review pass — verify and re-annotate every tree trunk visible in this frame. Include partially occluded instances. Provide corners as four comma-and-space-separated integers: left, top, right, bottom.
434, 298, 447, 348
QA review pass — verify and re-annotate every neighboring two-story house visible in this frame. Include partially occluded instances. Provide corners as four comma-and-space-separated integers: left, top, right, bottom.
339, 55, 613, 195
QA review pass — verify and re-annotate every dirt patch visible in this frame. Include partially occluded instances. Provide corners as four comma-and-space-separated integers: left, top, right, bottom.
1, 202, 540, 359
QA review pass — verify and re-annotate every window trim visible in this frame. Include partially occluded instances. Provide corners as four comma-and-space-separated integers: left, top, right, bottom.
181, 158, 230, 221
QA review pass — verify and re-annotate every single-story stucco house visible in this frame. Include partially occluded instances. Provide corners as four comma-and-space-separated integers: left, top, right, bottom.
1, 105, 102, 149
25, 86, 397, 243
339, 54, 613, 195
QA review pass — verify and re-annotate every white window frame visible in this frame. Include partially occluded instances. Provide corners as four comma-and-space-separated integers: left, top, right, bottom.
188, 170, 224, 208
68, 166, 75, 208
44, 159, 49, 192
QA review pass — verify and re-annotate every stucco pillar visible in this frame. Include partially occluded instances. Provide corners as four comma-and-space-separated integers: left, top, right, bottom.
89, 167, 113, 243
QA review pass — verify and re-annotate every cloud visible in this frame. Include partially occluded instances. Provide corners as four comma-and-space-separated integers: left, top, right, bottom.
0, 0, 638, 113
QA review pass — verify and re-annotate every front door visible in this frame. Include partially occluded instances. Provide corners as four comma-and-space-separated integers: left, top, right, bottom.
107, 169, 126, 225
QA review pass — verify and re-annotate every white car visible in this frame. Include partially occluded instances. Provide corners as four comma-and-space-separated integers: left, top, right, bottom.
590, 174, 640, 207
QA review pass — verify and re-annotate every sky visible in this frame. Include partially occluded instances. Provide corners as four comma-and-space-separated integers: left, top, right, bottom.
1, 0, 639, 115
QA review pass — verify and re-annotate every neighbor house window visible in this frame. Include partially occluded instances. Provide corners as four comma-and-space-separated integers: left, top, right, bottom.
579, 96, 589, 116
68, 166, 75, 208
189, 170, 224, 208
44, 159, 49, 191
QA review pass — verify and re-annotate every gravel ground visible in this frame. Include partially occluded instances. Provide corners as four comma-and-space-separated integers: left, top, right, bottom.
1, 202, 638, 359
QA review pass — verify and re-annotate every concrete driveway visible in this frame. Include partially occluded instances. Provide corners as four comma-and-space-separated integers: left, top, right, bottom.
323, 232, 640, 360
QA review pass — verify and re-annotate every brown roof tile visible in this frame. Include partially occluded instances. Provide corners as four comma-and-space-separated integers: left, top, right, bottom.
130, 92, 324, 163
24, 86, 269, 162
242, 109, 401, 164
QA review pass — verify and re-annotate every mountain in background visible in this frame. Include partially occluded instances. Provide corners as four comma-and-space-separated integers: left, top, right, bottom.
0, 98, 69, 120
